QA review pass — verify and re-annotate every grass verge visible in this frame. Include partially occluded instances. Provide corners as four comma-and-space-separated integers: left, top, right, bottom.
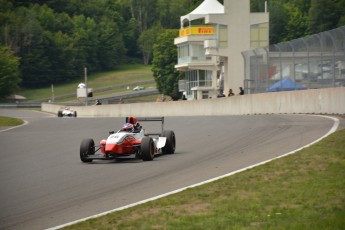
63, 129, 345, 229
17, 64, 153, 101
0, 116, 24, 126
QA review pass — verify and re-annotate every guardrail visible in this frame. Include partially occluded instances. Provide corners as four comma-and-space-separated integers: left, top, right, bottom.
0, 103, 41, 108
56, 88, 159, 106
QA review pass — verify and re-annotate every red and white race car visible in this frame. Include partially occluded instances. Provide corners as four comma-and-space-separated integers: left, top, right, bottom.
80, 116, 175, 162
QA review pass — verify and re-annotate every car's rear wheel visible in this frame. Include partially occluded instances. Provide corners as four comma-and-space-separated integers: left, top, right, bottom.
162, 130, 176, 154
80, 138, 95, 163
57, 110, 62, 117
74, 111, 77, 117
141, 136, 154, 161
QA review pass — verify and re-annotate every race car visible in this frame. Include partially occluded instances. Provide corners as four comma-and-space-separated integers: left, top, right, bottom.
133, 86, 145, 91
57, 107, 77, 117
80, 116, 175, 162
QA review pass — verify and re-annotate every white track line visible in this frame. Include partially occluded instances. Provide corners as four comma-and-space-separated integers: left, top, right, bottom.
0, 120, 28, 133
47, 115, 340, 230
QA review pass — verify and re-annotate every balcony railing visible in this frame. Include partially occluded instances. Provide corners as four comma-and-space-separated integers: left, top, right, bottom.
204, 39, 218, 49
178, 56, 213, 65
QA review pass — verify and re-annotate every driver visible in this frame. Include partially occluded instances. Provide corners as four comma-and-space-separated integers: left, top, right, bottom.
127, 116, 141, 132
121, 123, 134, 132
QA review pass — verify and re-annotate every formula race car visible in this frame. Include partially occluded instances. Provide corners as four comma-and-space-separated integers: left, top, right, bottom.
80, 116, 175, 162
57, 107, 77, 117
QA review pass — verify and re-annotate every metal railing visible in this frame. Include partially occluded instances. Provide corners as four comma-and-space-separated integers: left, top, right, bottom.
242, 26, 345, 94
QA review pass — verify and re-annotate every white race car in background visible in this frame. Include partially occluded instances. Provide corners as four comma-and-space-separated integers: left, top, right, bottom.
57, 107, 77, 117
133, 86, 145, 91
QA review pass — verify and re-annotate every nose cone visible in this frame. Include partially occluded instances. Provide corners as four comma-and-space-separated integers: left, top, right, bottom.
105, 143, 116, 152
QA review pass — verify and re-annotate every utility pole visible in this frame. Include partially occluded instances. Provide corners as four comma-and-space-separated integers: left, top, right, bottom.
84, 67, 88, 106
51, 84, 54, 102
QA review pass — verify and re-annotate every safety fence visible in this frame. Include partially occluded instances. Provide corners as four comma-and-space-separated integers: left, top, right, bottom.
242, 26, 345, 94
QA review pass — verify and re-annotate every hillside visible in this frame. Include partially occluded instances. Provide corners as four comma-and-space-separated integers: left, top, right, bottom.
17, 65, 158, 103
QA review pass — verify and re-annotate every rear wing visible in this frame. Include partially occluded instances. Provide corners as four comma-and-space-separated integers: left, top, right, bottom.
126, 116, 164, 136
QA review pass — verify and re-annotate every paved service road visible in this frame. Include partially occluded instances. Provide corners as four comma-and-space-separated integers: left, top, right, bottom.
0, 109, 336, 229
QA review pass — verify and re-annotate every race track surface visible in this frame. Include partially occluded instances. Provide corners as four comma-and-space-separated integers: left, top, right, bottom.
0, 109, 336, 229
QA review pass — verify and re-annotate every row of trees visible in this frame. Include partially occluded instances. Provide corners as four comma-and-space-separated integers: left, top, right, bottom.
1, 0, 344, 99
252, 0, 345, 44
0, 0, 201, 93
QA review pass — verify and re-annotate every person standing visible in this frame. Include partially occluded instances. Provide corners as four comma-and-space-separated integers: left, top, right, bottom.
239, 87, 244, 95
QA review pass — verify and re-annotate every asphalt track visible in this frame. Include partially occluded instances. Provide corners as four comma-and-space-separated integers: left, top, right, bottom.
0, 109, 338, 230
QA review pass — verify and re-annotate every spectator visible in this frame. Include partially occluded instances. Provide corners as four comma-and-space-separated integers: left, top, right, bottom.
239, 87, 244, 95
217, 90, 226, 98
228, 89, 235, 97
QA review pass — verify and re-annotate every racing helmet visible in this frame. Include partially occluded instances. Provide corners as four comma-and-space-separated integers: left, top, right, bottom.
127, 116, 138, 125
121, 123, 134, 132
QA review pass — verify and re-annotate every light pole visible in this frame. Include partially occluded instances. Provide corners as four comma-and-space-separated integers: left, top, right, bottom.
84, 67, 88, 106
51, 84, 54, 102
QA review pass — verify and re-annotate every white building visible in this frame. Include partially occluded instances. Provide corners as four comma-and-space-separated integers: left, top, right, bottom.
175, 0, 269, 99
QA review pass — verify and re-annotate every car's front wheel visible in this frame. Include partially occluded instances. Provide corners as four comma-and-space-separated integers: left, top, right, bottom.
80, 138, 95, 163
141, 136, 154, 161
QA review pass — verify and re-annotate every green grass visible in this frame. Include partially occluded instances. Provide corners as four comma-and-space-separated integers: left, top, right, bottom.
17, 64, 154, 101
0, 116, 24, 126
62, 129, 345, 229
125, 94, 160, 103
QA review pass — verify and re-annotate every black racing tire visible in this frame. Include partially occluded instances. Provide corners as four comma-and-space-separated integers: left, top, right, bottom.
80, 138, 95, 163
57, 110, 62, 117
74, 111, 77, 117
162, 130, 176, 154
141, 136, 154, 161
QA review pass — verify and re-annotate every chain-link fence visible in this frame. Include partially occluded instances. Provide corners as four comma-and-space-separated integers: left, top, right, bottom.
242, 26, 345, 94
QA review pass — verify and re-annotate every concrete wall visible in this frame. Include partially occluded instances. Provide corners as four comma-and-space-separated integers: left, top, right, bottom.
42, 87, 345, 117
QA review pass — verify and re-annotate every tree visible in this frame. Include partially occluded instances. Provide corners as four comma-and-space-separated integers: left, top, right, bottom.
126, 0, 158, 33
97, 17, 126, 69
0, 45, 21, 99
137, 24, 163, 65
283, 2, 308, 41
268, 1, 289, 44
250, 0, 267, 12
123, 17, 140, 59
151, 29, 183, 99
71, 15, 98, 72
308, 0, 345, 34
16, 4, 78, 87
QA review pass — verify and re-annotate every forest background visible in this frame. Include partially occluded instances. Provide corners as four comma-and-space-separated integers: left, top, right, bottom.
1, 0, 344, 99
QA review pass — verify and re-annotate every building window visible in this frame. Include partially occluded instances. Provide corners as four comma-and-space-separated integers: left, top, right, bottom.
178, 42, 215, 64
191, 44, 206, 61
177, 44, 190, 64
250, 22, 268, 48
185, 70, 213, 96
218, 24, 228, 48
202, 91, 209, 99
199, 70, 212, 87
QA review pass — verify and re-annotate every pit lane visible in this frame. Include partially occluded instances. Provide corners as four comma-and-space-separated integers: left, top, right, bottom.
0, 109, 338, 229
